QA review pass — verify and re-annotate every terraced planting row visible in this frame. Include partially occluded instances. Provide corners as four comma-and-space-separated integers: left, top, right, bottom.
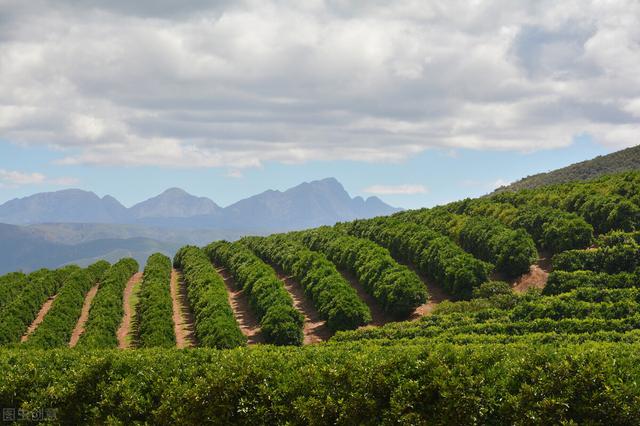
7, 173, 639, 350
0, 234, 539, 349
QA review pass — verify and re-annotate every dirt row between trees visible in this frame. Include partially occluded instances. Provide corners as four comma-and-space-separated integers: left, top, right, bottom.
404, 263, 451, 320
20, 295, 58, 343
69, 284, 99, 347
170, 269, 197, 348
217, 267, 264, 344
275, 270, 332, 344
339, 270, 392, 327
117, 272, 143, 349
513, 255, 552, 294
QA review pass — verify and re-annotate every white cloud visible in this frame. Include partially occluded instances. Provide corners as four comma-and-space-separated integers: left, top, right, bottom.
0, 170, 45, 186
0, 169, 78, 188
0, 1, 638, 168
363, 184, 428, 195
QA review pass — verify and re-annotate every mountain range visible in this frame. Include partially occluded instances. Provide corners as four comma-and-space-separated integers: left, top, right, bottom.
0, 178, 399, 273
0, 178, 397, 229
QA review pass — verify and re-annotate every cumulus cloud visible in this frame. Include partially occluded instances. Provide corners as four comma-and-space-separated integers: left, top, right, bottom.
363, 184, 428, 195
0, 169, 78, 188
0, 0, 638, 169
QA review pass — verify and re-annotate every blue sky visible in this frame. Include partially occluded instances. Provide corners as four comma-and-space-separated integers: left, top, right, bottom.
0, 135, 610, 209
0, 1, 637, 210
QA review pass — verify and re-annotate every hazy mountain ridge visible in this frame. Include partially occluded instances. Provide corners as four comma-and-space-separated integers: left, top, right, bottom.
0, 178, 399, 273
493, 144, 640, 194
0, 223, 181, 273
0, 178, 399, 229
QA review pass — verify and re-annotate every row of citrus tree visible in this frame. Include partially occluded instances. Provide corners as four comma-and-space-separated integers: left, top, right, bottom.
173, 246, 245, 348
0, 266, 76, 346
395, 208, 538, 278
137, 253, 175, 348
297, 227, 428, 317
24, 261, 110, 349
339, 218, 491, 299
242, 234, 371, 330
205, 242, 304, 346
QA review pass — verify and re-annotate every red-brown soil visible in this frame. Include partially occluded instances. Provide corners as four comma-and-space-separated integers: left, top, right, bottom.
170, 269, 197, 348
217, 267, 264, 344
276, 270, 332, 344
21, 295, 58, 343
406, 264, 451, 320
69, 284, 99, 347
513, 255, 552, 293
117, 272, 142, 349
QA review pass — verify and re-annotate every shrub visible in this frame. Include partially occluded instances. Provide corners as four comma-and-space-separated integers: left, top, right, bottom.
137, 253, 175, 348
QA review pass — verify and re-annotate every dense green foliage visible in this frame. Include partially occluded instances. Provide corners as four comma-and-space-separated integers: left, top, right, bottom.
553, 243, 640, 274
340, 218, 491, 299
465, 201, 594, 254
396, 208, 538, 277
510, 207, 593, 253
206, 242, 304, 346
0, 272, 28, 310
460, 216, 537, 277
77, 258, 139, 349
173, 246, 245, 349
489, 172, 640, 234
333, 283, 640, 344
597, 230, 640, 247
544, 270, 640, 295
0, 267, 75, 346
137, 253, 176, 348
23, 261, 110, 349
3, 342, 640, 424
243, 235, 371, 331
299, 227, 428, 317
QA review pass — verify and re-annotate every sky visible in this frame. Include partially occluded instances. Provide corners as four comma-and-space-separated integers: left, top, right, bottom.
0, 0, 638, 209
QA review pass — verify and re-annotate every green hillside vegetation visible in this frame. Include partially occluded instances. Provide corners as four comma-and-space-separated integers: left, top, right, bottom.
493, 144, 640, 193
1, 170, 640, 423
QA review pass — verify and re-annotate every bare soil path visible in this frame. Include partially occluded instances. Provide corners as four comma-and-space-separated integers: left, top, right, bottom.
69, 284, 99, 347
405, 263, 451, 320
339, 270, 392, 327
117, 272, 142, 349
276, 270, 332, 344
170, 269, 197, 348
513, 254, 552, 294
217, 267, 264, 344
21, 295, 58, 343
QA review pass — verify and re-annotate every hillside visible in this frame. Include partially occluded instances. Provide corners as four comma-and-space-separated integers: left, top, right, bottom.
2, 171, 640, 423
493, 144, 640, 193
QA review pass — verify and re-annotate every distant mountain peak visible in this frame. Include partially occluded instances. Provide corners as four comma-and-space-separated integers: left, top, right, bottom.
129, 188, 220, 219
0, 177, 398, 228
161, 187, 189, 195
